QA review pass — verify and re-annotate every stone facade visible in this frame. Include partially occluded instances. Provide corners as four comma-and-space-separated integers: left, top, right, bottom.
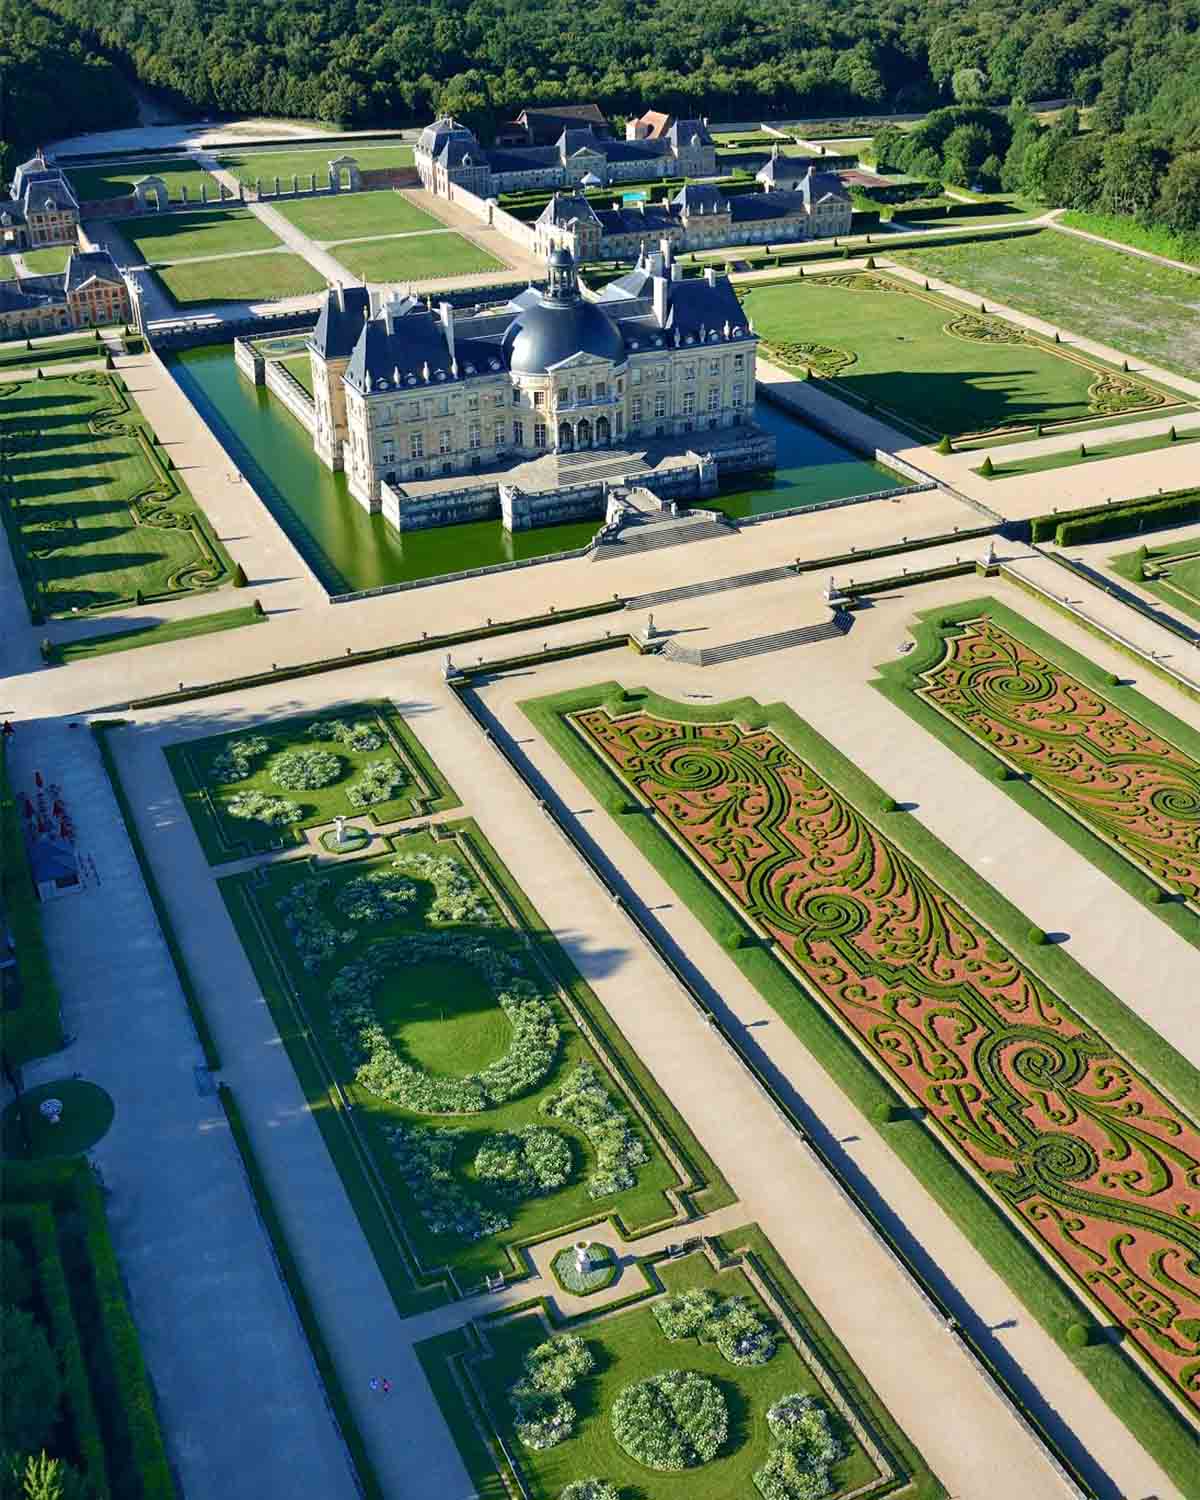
416, 113, 717, 201
0, 249, 129, 339
304, 244, 760, 523
1, 151, 81, 251
534, 173, 852, 264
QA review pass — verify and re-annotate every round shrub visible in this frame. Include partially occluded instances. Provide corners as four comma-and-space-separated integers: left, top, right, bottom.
1105, 672, 1121, 686
334, 871, 417, 924
1066, 1322, 1091, 1349
611, 1369, 728, 1470
994, 765, 1010, 782
211, 733, 268, 783
879, 795, 901, 814
511, 1385, 576, 1450
1146, 885, 1166, 905
524, 1334, 594, 1395
474, 1125, 572, 1199
270, 749, 342, 790
309, 717, 383, 751
1027, 925, 1048, 945
560, 1482, 619, 1500
346, 758, 403, 808
227, 790, 301, 826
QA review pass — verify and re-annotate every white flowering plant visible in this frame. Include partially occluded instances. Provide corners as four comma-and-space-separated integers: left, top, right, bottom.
269, 749, 343, 790
542, 1062, 650, 1198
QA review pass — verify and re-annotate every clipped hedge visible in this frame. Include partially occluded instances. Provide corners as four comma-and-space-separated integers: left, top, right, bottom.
0, 742, 64, 1065
1029, 487, 1200, 546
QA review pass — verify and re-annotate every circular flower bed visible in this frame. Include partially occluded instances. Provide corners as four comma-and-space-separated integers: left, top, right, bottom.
210, 734, 268, 783
551, 1242, 617, 1296
611, 1369, 728, 1470
319, 825, 370, 855
227, 790, 300, 826
269, 749, 342, 790
560, 1482, 618, 1500
474, 1126, 572, 1200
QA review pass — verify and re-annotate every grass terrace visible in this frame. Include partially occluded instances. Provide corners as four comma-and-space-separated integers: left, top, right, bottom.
420, 1229, 942, 1500
274, 191, 436, 240
0, 371, 233, 617
895, 229, 1200, 380
46, 603, 266, 665
121, 207, 282, 263
219, 820, 731, 1303
64, 159, 216, 204
328, 231, 503, 283
0, 334, 107, 371
216, 144, 415, 188
973, 424, 1200, 478
152, 253, 326, 308
19, 248, 72, 276
738, 269, 1183, 441
1111, 533, 1200, 625
279, 353, 314, 396
166, 701, 458, 862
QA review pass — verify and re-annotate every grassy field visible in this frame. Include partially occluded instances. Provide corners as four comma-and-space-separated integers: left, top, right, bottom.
19, 247, 72, 276
217, 144, 414, 187
975, 425, 1200, 479
166, 701, 459, 861
48, 603, 265, 664
895, 229, 1200, 379
153, 253, 326, 307
329, 231, 503, 283
219, 819, 731, 1302
0, 256, 16, 280
1059, 210, 1200, 268
274, 191, 436, 240
65, 159, 216, 204
738, 271, 1176, 438
122, 207, 281, 263
1111, 533, 1200, 624
0, 372, 233, 616
279, 353, 314, 395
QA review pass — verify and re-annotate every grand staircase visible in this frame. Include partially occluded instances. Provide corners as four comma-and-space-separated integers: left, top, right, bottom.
589, 510, 734, 560
659, 613, 851, 666
625, 565, 795, 610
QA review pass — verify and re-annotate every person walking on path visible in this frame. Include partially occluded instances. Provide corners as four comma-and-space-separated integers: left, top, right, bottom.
369, 1378, 380, 1395
380, 1379, 392, 1395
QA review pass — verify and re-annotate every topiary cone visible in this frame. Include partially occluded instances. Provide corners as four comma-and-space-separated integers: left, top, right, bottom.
231, 562, 248, 588
935, 434, 952, 454
980, 454, 994, 476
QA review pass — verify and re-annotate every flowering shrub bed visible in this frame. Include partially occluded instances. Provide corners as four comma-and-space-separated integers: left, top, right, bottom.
653, 1287, 777, 1367
754, 1394, 841, 1500
610, 1369, 728, 1470
210, 734, 268, 782
276, 876, 344, 971
308, 718, 384, 752
560, 1481, 618, 1500
269, 749, 343, 790
330, 934, 559, 1113
334, 871, 418, 924
390, 849, 497, 925
346, 759, 404, 808
227, 789, 300, 825
509, 1335, 594, 1451
474, 1126, 573, 1200
387, 1120, 510, 1242
542, 1062, 649, 1198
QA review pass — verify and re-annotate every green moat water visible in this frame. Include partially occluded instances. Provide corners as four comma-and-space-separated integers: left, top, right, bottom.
169, 345, 903, 592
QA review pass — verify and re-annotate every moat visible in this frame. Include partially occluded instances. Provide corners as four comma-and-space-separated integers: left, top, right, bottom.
169, 345, 905, 593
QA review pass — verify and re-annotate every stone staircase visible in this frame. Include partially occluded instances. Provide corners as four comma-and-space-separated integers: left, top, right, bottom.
553, 447, 654, 487
590, 510, 734, 561
625, 565, 795, 611
660, 612, 851, 666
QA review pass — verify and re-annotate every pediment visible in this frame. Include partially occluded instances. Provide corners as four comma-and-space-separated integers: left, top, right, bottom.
546, 350, 609, 371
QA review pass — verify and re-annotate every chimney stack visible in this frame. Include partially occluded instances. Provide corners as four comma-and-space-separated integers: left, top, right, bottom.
335, 282, 345, 313
704, 266, 716, 287
439, 300, 456, 363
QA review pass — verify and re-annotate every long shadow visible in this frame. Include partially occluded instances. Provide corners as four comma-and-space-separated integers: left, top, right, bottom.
469, 692, 1126, 1500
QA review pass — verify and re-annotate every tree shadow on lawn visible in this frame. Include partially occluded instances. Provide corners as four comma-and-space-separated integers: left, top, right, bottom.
11, 449, 137, 479
0, 391, 94, 413
832, 367, 1104, 436
19, 495, 146, 521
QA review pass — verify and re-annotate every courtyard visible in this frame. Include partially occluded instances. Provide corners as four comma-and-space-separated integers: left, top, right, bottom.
273, 191, 437, 240
121, 207, 283, 264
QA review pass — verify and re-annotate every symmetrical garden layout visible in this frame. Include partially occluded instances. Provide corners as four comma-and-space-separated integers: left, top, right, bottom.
912, 616, 1200, 903
218, 816, 727, 1296
1112, 536, 1200, 628
549, 692, 1200, 1414
424, 1233, 937, 1500
738, 271, 1183, 442
0, 373, 232, 617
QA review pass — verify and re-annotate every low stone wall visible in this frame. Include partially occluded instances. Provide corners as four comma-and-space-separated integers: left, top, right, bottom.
152, 308, 318, 351
234, 336, 263, 386
360, 167, 420, 190
502, 482, 605, 531
381, 480, 500, 531
264, 357, 315, 434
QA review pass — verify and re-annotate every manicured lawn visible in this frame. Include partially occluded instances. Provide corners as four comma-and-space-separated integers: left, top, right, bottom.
279, 353, 314, 395
329, 231, 503, 283
0, 256, 16, 280
19, 247, 71, 276
0, 372, 233, 616
895, 229, 1200, 379
1059, 209, 1200, 268
0, 335, 105, 370
974, 425, 1200, 479
47, 603, 265, 664
166, 701, 459, 862
65, 159, 216, 205
474, 1252, 882, 1500
739, 270, 1179, 439
219, 820, 730, 1298
122, 207, 281, 263
153, 253, 326, 307
273, 191, 436, 241
217, 144, 414, 188
2, 1079, 114, 1158
1111, 533, 1200, 624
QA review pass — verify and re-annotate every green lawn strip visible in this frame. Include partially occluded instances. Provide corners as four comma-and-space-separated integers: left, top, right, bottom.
0, 336, 106, 370
450, 1249, 897, 1500
738, 269, 1178, 441
217, 145, 414, 187
65, 160, 216, 204
47, 604, 264, 664
1110, 537, 1200, 626
278, 354, 314, 396
0, 372, 234, 618
151, 253, 326, 308
1, 741, 65, 1066
894, 230, 1200, 381
20, 247, 72, 276
874, 594, 1200, 950
973, 426, 1200, 478
122, 207, 281, 263
1058, 210, 1200, 269
2, 1158, 176, 1500
274, 191, 435, 240
413, 1329, 512, 1500
952, 406, 1197, 452
328, 232, 503, 283
519, 682, 1200, 1494
217, 1083, 383, 1500
90, 723, 221, 1069
0, 256, 16, 280
164, 699, 460, 865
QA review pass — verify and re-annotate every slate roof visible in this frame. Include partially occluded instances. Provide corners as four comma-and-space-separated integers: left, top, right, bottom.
559, 128, 607, 158
345, 302, 505, 391
756, 151, 813, 187
418, 117, 478, 158
311, 285, 371, 359
18, 180, 78, 216
798, 170, 849, 206
0, 280, 60, 313
64, 251, 122, 293
484, 146, 559, 174
656, 275, 746, 339
665, 119, 714, 149
672, 184, 728, 216
537, 194, 602, 228
517, 103, 610, 144
436, 140, 490, 170
594, 203, 676, 235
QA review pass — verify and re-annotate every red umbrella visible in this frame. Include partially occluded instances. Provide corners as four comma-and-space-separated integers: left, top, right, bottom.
34, 772, 43, 788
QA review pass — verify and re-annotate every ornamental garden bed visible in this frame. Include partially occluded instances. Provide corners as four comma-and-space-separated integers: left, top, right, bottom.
520, 680, 1200, 1470
0, 372, 235, 619
551, 1242, 618, 1297
427, 1236, 931, 1500
165, 701, 459, 863
737, 269, 1184, 443
219, 821, 728, 1296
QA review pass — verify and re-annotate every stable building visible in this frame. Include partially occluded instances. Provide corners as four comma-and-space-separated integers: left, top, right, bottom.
0, 248, 129, 338
2, 150, 81, 250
